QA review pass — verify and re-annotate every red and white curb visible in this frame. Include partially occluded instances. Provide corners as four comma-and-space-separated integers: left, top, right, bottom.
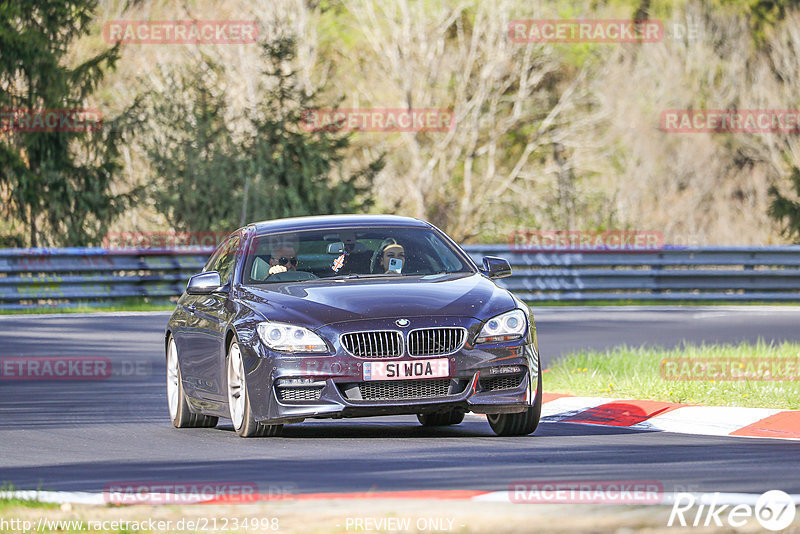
534, 393, 800, 440
3, 395, 796, 506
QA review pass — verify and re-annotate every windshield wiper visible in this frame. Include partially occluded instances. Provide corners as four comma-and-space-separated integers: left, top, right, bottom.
327, 273, 388, 280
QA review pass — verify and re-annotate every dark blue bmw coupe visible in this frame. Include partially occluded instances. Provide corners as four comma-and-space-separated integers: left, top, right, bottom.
166, 215, 541, 437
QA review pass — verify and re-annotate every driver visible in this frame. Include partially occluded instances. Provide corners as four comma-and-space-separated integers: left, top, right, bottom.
268, 244, 298, 275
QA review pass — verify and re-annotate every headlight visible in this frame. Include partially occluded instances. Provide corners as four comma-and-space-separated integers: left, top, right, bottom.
257, 322, 328, 353
476, 309, 527, 343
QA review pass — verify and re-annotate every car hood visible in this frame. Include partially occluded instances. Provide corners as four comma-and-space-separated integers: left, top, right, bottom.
238, 273, 516, 327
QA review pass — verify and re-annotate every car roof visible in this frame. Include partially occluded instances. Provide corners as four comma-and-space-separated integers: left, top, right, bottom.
248, 214, 433, 234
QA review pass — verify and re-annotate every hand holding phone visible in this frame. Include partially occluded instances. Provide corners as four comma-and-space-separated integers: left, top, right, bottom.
387, 258, 403, 273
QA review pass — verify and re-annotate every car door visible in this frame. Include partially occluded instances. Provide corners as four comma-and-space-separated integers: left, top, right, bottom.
181, 234, 240, 402
173, 241, 223, 395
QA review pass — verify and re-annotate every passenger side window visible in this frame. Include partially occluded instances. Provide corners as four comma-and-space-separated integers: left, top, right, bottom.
203, 243, 226, 272
208, 235, 241, 285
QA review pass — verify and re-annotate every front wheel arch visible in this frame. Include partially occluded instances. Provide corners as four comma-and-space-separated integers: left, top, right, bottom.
487, 364, 542, 436
224, 328, 237, 360
225, 335, 283, 438
164, 329, 174, 360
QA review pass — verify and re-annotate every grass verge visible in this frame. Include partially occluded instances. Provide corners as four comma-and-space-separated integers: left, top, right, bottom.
545, 340, 800, 409
0, 485, 57, 511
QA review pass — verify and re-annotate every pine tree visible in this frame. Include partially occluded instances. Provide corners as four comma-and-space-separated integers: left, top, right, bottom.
0, 0, 138, 247
768, 167, 800, 243
145, 64, 245, 233
143, 37, 383, 232
242, 38, 384, 222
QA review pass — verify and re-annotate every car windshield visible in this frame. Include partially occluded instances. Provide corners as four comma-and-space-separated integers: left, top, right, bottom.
243, 226, 474, 284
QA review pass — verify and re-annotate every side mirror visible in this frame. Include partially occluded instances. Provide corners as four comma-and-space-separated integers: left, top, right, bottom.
481, 256, 512, 279
187, 271, 223, 295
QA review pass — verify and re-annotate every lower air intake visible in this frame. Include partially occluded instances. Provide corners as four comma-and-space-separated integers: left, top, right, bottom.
358, 379, 454, 400
480, 374, 525, 392
277, 386, 324, 402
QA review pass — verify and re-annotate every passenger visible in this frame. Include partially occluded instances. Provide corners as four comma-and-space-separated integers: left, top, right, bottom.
380, 243, 405, 274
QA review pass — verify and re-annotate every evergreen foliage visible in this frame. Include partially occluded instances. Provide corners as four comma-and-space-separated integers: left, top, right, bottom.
769, 167, 800, 243
0, 0, 138, 246
143, 38, 384, 233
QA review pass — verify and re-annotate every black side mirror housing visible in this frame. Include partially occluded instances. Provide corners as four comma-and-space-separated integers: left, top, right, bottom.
481, 256, 512, 279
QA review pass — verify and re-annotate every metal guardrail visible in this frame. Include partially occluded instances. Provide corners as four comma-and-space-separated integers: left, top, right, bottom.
2, 246, 800, 309
463, 245, 800, 302
0, 247, 210, 310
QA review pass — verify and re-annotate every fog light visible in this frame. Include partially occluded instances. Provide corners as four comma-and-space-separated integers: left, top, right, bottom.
275, 378, 326, 387
489, 365, 522, 375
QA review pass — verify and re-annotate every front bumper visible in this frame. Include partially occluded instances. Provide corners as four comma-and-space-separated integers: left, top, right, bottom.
239, 316, 540, 424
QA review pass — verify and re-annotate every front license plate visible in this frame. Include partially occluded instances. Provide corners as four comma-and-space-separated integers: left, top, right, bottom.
363, 358, 450, 381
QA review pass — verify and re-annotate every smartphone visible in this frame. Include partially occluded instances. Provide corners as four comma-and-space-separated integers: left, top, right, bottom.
387, 258, 403, 273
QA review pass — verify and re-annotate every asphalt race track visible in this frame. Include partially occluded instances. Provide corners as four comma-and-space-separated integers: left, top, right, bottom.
1, 307, 799, 496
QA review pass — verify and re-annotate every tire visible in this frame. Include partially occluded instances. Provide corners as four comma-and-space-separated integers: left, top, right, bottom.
417, 409, 465, 426
226, 339, 283, 438
166, 335, 218, 428
487, 365, 542, 437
